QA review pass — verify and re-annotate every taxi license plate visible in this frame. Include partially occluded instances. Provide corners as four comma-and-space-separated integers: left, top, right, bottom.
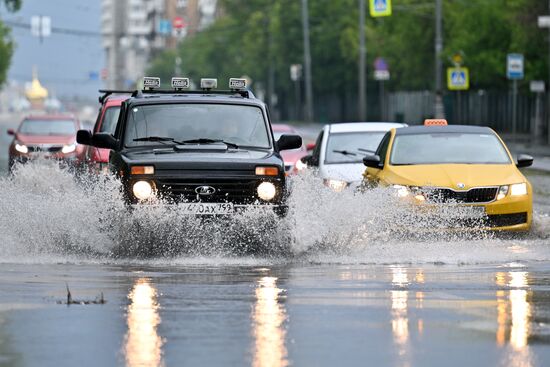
180, 203, 234, 215
469, 206, 486, 215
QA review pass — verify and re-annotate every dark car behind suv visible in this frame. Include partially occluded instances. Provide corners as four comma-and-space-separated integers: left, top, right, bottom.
77, 77, 302, 216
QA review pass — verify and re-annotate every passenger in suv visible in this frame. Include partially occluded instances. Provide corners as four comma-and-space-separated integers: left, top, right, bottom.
77, 77, 302, 216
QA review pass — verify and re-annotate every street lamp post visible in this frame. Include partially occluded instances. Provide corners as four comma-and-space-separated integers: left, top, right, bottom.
301, 0, 314, 122
434, 0, 445, 118
358, 0, 367, 121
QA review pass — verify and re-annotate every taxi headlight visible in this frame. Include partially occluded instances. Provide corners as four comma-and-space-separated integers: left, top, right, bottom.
15, 143, 28, 154
324, 179, 349, 192
133, 180, 154, 201
510, 183, 527, 196
497, 185, 509, 200
61, 143, 77, 154
393, 184, 410, 198
257, 182, 277, 201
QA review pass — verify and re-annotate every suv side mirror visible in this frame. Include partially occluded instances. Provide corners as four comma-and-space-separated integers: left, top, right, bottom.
92, 132, 119, 150
76, 129, 92, 145
516, 154, 533, 168
363, 154, 382, 168
7, 128, 15, 136
277, 134, 302, 151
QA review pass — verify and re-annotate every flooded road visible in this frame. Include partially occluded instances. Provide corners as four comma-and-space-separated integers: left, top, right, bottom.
1, 263, 550, 366
1, 125, 550, 366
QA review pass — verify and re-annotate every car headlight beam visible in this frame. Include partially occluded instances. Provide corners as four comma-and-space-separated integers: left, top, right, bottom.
257, 182, 277, 201
510, 183, 527, 196
62, 143, 77, 154
325, 179, 349, 192
15, 143, 28, 154
393, 184, 410, 198
133, 180, 154, 201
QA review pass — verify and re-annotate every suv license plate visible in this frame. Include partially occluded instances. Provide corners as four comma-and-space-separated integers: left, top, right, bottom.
180, 203, 234, 215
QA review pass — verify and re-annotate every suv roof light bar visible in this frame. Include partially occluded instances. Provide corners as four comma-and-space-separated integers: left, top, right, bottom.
143, 77, 161, 90
229, 78, 247, 91
130, 89, 253, 99
172, 77, 190, 90
200, 78, 217, 91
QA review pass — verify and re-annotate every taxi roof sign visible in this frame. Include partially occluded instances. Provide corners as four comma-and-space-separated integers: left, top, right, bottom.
229, 78, 246, 90
424, 119, 448, 126
200, 78, 217, 90
171, 77, 190, 90
143, 77, 161, 89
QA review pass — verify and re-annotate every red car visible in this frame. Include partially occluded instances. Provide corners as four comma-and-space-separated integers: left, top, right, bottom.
7, 114, 85, 172
272, 124, 309, 175
84, 93, 127, 173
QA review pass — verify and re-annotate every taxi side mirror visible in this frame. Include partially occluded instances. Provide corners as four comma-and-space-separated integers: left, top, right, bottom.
363, 154, 382, 168
277, 134, 302, 151
92, 132, 119, 150
7, 128, 15, 136
76, 129, 92, 145
516, 154, 533, 168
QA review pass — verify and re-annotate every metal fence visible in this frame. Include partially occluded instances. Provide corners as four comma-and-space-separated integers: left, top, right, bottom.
281, 89, 549, 143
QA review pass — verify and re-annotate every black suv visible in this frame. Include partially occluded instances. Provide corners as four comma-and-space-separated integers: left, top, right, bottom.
77, 78, 302, 216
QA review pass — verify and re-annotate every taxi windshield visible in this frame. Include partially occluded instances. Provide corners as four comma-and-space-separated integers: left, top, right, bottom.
19, 119, 76, 136
124, 103, 270, 148
390, 132, 512, 165
325, 131, 386, 164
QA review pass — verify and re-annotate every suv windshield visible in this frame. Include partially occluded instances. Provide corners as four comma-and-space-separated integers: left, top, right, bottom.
325, 132, 386, 164
19, 119, 76, 136
124, 104, 270, 148
390, 133, 511, 165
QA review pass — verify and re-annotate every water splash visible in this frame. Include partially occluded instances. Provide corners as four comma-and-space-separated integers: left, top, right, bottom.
0, 162, 549, 265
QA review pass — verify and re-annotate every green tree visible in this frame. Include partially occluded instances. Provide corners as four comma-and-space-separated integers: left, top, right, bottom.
0, 0, 22, 86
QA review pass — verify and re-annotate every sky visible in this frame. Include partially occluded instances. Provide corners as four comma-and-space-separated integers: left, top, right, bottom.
2, 0, 104, 99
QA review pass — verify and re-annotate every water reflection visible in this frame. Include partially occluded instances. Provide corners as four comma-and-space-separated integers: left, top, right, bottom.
252, 276, 288, 367
124, 278, 164, 367
495, 271, 533, 367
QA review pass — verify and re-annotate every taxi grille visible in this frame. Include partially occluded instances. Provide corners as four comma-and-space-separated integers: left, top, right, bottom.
156, 178, 261, 204
423, 187, 498, 203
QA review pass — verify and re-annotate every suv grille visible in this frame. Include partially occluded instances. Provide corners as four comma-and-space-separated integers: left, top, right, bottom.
423, 187, 498, 203
156, 177, 265, 204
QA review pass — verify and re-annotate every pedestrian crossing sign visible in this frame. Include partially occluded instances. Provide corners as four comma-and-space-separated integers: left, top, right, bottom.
369, 0, 392, 17
447, 67, 469, 91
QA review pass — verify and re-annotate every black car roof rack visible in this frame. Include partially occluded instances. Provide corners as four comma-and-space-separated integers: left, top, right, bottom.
130, 89, 253, 99
98, 89, 133, 104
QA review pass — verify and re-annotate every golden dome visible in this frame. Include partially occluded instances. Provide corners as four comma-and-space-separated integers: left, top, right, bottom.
25, 68, 48, 101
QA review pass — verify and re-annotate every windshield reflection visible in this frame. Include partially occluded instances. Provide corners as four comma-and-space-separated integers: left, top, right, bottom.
124, 278, 164, 367
252, 276, 288, 367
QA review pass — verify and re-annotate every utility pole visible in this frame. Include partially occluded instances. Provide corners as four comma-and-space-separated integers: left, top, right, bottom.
548, 0, 550, 144
301, 0, 314, 122
358, 0, 367, 121
434, 0, 444, 118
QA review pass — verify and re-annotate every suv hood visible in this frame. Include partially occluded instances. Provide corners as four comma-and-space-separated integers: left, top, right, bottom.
122, 149, 283, 171
385, 164, 526, 189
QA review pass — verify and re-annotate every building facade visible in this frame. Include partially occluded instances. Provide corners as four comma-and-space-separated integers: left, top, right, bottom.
101, 0, 219, 89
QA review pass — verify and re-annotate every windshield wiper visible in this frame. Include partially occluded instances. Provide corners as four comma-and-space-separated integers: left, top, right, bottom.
133, 136, 180, 145
357, 148, 377, 154
179, 138, 239, 149
333, 149, 357, 156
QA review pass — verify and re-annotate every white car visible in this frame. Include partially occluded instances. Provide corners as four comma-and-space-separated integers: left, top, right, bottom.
301, 122, 407, 191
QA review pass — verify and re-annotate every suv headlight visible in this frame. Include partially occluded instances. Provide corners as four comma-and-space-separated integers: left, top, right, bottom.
510, 183, 527, 196
257, 182, 277, 201
133, 180, 154, 201
15, 142, 28, 154
324, 179, 349, 192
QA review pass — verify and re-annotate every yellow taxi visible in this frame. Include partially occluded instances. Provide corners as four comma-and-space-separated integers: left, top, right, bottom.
362, 120, 533, 231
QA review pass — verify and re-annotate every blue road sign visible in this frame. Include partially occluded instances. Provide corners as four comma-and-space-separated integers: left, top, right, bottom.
159, 19, 172, 35
507, 54, 524, 80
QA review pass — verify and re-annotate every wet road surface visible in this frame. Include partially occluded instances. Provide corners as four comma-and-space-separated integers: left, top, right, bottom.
1, 120, 550, 366
1, 263, 550, 366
